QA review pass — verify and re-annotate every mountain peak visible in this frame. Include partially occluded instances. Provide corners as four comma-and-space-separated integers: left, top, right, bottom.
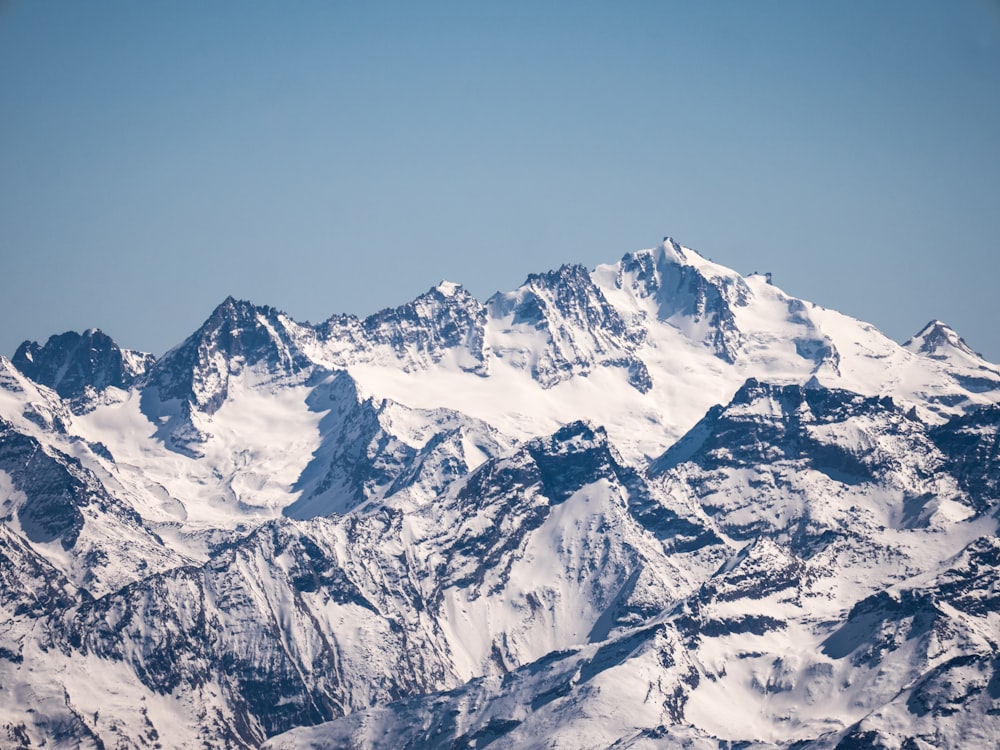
144, 298, 310, 421
904, 320, 980, 361
433, 280, 462, 297
11, 329, 154, 399
360, 281, 489, 374
658, 235, 687, 262
520, 262, 591, 290
607, 239, 749, 364
487, 261, 650, 390
210, 295, 259, 320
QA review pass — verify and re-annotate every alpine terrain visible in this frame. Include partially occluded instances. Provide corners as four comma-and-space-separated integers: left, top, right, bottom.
2, 238, 999, 749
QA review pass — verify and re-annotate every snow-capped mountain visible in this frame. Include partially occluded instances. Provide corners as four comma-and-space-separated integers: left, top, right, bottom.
1, 238, 998, 748
12, 328, 154, 401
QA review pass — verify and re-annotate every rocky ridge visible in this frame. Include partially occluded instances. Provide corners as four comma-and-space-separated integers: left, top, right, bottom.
0, 238, 998, 748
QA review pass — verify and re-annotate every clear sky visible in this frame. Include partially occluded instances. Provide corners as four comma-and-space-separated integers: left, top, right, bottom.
2, 1, 999, 361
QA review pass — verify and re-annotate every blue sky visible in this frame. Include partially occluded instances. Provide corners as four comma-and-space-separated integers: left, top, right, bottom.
2, 1, 999, 360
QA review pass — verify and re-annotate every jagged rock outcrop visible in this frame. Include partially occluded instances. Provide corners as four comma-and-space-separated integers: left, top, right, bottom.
613, 238, 749, 362
360, 281, 490, 375
144, 297, 312, 415
488, 263, 651, 391
12, 328, 154, 400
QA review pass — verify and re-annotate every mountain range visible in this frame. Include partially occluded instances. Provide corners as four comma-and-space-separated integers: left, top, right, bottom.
1, 238, 998, 749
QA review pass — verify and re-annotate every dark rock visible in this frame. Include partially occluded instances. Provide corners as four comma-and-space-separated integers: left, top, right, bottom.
12, 329, 153, 399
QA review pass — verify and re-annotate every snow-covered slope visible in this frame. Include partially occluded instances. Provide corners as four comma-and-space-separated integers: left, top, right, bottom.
1, 237, 998, 748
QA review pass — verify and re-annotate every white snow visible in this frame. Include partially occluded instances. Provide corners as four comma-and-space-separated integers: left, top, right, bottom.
2, 238, 1000, 749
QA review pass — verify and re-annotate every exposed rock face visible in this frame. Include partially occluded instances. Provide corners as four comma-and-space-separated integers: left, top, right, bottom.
0, 418, 85, 549
931, 405, 1000, 510
614, 238, 749, 363
144, 297, 312, 416
361, 282, 490, 375
905, 319, 980, 360
488, 263, 651, 391
12, 328, 154, 399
